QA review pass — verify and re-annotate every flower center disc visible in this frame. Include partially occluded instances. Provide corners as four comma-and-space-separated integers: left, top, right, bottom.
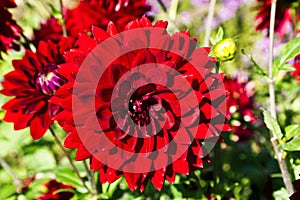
128, 84, 160, 126
36, 63, 65, 95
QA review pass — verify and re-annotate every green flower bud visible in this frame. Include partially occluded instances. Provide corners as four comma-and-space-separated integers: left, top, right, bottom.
213, 38, 237, 62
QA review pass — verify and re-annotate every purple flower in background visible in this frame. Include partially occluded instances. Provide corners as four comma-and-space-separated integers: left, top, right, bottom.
180, 11, 193, 25
147, 0, 171, 15
191, 0, 209, 6
192, 0, 248, 28
249, 37, 283, 67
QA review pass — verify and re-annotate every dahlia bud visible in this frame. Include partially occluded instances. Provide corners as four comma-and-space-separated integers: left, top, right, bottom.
213, 38, 237, 62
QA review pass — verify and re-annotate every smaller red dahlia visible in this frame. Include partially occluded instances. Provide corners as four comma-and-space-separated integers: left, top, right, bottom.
0, 0, 21, 58
36, 180, 74, 200
1, 39, 70, 139
255, 0, 297, 37
33, 0, 151, 45
0, 0, 16, 8
292, 54, 300, 81
224, 74, 257, 141
32, 17, 69, 47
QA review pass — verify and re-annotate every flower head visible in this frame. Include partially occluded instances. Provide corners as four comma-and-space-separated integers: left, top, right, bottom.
213, 38, 237, 62
255, 0, 297, 37
0, 0, 21, 58
51, 16, 229, 191
33, 0, 151, 45
36, 180, 74, 200
0, 0, 16, 8
32, 17, 69, 47
224, 74, 257, 141
1, 39, 70, 139
292, 54, 300, 81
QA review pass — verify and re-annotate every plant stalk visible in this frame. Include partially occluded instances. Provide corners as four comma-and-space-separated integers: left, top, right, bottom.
49, 127, 92, 194
59, 0, 68, 37
157, 0, 167, 12
268, 0, 294, 195
83, 160, 98, 196
204, 0, 217, 46
0, 157, 22, 185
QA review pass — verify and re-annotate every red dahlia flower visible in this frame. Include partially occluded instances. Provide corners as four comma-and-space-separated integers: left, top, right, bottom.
255, 0, 297, 37
290, 178, 300, 200
1, 39, 70, 139
32, 17, 69, 47
51, 16, 230, 191
0, 0, 16, 8
0, 0, 21, 58
36, 180, 74, 200
33, 0, 151, 45
224, 75, 257, 141
292, 54, 300, 81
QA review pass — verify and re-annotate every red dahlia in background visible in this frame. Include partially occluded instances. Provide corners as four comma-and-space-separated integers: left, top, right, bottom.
224, 74, 257, 141
292, 54, 300, 81
1, 39, 70, 139
255, 0, 298, 37
51, 16, 230, 191
36, 180, 74, 200
33, 0, 151, 45
32, 17, 69, 47
0, 0, 21, 58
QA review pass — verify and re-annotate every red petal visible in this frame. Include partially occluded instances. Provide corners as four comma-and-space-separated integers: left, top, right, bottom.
151, 168, 165, 191
30, 117, 49, 140
173, 159, 189, 175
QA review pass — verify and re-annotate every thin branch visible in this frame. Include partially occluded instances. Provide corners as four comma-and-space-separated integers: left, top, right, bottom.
204, 0, 217, 46
0, 157, 22, 185
59, 0, 67, 37
157, 0, 167, 12
20, 32, 32, 50
156, 0, 179, 31
268, 0, 294, 195
169, 0, 179, 21
83, 160, 98, 196
49, 127, 92, 194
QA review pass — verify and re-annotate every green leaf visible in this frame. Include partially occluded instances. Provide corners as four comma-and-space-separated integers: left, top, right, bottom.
261, 108, 283, 140
0, 185, 16, 199
281, 135, 300, 151
274, 37, 300, 74
48, 4, 61, 18
107, 177, 122, 197
210, 37, 217, 46
284, 124, 300, 141
216, 27, 224, 42
277, 64, 296, 72
210, 26, 224, 45
54, 188, 75, 195
242, 49, 268, 76
54, 169, 88, 193
273, 188, 289, 200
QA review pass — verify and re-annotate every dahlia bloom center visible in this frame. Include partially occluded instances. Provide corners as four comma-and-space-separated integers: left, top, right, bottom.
36, 64, 65, 95
128, 84, 160, 126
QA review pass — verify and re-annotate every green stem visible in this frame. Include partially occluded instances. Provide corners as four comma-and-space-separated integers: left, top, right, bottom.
59, 0, 67, 37
204, 0, 217, 46
169, 0, 178, 21
0, 157, 22, 185
49, 127, 92, 194
156, 0, 179, 31
83, 160, 98, 196
157, 0, 167, 12
268, 0, 294, 195
20, 32, 32, 50
213, 141, 222, 195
